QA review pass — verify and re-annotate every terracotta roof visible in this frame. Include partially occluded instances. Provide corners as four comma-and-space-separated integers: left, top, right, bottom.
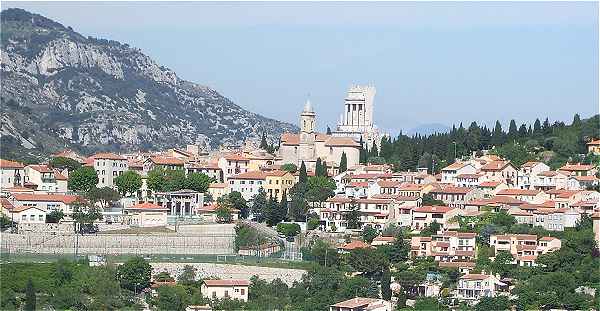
223, 153, 250, 162
13, 193, 80, 204
324, 137, 360, 147
539, 236, 558, 241
151, 281, 177, 289
559, 163, 595, 172
326, 195, 353, 203
315, 133, 330, 142
209, 183, 227, 189
399, 183, 425, 191
203, 279, 250, 287
128, 160, 144, 168
377, 180, 400, 188
431, 186, 474, 195
90, 152, 126, 160
460, 274, 493, 280
348, 181, 369, 188
442, 162, 470, 171
413, 206, 454, 214
497, 189, 541, 196
54, 170, 68, 181
537, 171, 563, 177
280, 133, 300, 145
0, 159, 24, 169
481, 161, 513, 171
330, 298, 381, 308
456, 173, 483, 179
587, 139, 600, 146
27, 165, 54, 173
150, 156, 185, 166
478, 181, 502, 188
10, 205, 45, 213
372, 236, 395, 242
264, 170, 290, 177
229, 171, 267, 180
126, 202, 168, 210
339, 240, 372, 250
0, 198, 15, 210
571, 175, 598, 182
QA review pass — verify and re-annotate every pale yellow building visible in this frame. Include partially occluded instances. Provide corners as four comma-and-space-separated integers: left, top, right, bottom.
208, 183, 229, 200
124, 202, 168, 227
264, 170, 295, 201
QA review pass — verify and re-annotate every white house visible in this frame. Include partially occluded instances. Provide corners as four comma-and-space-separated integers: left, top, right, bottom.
87, 152, 128, 189
123, 202, 168, 227
10, 205, 47, 224
201, 279, 250, 302
456, 274, 504, 301
0, 159, 25, 190
441, 162, 477, 184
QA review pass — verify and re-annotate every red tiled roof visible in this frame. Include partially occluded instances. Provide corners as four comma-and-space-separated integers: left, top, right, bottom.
209, 183, 227, 189
460, 274, 493, 280
54, 170, 68, 181
571, 175, 598, 182
330, 298, 381, 308
280, 133, 300, 145
559, 163, 595, 171
10, 205, 45, 213
13, 193, 80, 204
587, 139, 600, 146
481, 161, 512, 171
339, 240, 372, 250
377, 180, 400, 188
348, 181, 369, 188
0, 198, 15, 210
27, 164, 54, 173
0, 159, 24, 169
521, 161, 542, 168
431, 186, 474, 195
326, 195, 353, 203
126, 202, 168, 210
90, 152, 126, 160
413, 206, 454, 214
325, 137, 360, 147
442, 162, 470, 171
497, 189, 541, 196
150, 156, 185, 166
203, 279, 250, 287
478, 181, 502, 188
229, 171, 267, 180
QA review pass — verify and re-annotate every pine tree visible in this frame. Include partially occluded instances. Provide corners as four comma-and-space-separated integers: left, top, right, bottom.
322, 160, 329, 177
339, 152, 348, 173
381, 265, 392, 300
518, 124, 528, 138
542, 118, 551, 134
25, 278, 36, 311
326, 126, 332, 135
299, 161, 307, 184
279, 192, 288, 222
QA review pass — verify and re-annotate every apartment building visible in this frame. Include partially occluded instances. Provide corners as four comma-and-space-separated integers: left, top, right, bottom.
89, 153, 128, 188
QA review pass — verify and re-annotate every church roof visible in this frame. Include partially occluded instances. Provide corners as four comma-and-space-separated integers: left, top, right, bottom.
324, 137, 360, 147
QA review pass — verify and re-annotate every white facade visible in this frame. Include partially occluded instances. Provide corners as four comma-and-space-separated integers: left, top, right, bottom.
92, 153, 128, 189
0, 159, 25, 190
11, 206, 47, 224
201, 280, 250, 302
332, 85, 382, 149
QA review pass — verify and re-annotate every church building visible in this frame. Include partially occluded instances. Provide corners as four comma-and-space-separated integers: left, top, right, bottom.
278, 100, 360, 171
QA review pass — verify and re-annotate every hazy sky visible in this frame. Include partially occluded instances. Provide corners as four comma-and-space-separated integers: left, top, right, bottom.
5, 2, 599, 135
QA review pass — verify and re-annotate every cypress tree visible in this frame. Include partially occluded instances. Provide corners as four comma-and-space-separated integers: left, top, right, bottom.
381, 265, 392, 300
260, 132, 268, 150
533, 118, 542, 134
326, 126, 332, 135
315, 158, 323, 176
25, 278, 36, 311
299, 161, 307, 184
339, 152, 348, 173
508, 119, 518, 140
572, 114, 581, 127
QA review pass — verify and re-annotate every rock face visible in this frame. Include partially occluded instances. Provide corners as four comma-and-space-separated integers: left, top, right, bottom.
0, 8, 296, 160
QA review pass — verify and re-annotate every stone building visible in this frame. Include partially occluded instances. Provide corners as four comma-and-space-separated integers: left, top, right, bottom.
278, 100, 360, 171
332, 85, 383, 149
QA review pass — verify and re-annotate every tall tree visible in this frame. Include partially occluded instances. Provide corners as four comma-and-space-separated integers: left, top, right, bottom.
49, 157, 81, 172
299, 161, 308, 184
184, 172, 213, 193
114, 170, 142, 197
491, 120, 505, 147
345, 200, 361, 229
260, 132, 268, 150
116, 256, 152, 292
326, 126, 332, 135
339, 152, 348, 173
86, 187, 120, 209
251, 188, 268, 222
508, 119, 518, 140
68, 167, 98, 193
572, 113, 582, 127
381, 265, 392, 300
315, 158, 323, 176
533, 118, 542, 134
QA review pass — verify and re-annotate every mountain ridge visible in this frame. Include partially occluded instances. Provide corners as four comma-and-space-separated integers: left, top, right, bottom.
0, 8, 297, 161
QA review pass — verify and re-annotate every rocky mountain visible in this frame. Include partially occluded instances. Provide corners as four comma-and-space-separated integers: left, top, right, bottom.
0, 8, 297, 161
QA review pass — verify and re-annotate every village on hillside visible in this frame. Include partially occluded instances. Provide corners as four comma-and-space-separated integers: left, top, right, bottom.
1, 85, 600, 311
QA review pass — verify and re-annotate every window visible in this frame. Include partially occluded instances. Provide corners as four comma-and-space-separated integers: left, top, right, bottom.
240, 289, 245, 295
30, 215, 35, 220
224, 290, 229, 297
212, 292, 216, 298
22, 215, 26, 220
39, 215, 44, 221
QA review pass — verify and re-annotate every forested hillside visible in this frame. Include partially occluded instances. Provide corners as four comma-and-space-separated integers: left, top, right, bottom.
372, 114, 600, 172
